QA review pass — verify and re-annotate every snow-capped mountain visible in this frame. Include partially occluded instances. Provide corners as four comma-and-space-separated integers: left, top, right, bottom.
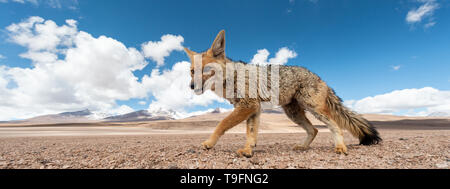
210, 107, 232, 114
262, 107, 284, 114
58, 109, 92, 117
6, 107, 236, 124
183, 107, 233, 118
18, 109, 96, 124
147, 107, 186, 119
427, 112, 450, 117
103, 109, 178, 122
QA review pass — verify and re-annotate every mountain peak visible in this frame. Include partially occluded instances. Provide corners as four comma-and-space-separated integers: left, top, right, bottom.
427, 112, 450, 117
58, 109, 92, 117
211, 108, 222, 114
104, 109, 176, 122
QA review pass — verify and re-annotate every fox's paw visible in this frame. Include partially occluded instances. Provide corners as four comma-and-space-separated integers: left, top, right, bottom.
201, 140, 215, 150
237, 148, 253, 158
293, 145, 310, 151
334, 145, 348, 155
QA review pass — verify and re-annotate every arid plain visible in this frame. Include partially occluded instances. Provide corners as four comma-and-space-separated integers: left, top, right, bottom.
0, 111, 448, 169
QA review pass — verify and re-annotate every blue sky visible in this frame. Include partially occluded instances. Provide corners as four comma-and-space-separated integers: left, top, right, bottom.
0, 0, 449, 120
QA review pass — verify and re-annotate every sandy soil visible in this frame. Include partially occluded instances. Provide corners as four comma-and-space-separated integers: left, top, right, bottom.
0, 112, 448, 169
0, 129, 448, 169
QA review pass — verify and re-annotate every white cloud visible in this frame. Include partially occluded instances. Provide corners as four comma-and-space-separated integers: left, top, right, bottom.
392, 65, 401, 71
424, 21, 436, 28
406, 0, 439, 28
250, 47, 297, 65
0, 16, 149, 120
141, 34, 184, 67
108, 105, 135, 115
138, 101, 147, 105
0, 54, 5, 59
345, 87, 450, 116
6, 17, 78, 53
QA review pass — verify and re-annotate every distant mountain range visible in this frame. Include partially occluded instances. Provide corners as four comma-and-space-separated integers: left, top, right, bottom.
262, 107, 284, 114
104, 110, 176, 122
12, 109, 96, 124
102, 107, 232, 122
5, 108, 221, 124
58, 109, 92, 117
427, 112, 450, 117
5, 107, 448, 125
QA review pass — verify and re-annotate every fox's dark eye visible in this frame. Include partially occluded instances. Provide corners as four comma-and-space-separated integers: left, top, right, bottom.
191, 69, 195, 75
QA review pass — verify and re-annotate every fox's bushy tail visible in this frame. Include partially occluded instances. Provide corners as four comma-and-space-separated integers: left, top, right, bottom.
325, 89, 382, 145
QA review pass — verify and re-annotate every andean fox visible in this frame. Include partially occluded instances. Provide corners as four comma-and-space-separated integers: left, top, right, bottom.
184, 30, 381, 157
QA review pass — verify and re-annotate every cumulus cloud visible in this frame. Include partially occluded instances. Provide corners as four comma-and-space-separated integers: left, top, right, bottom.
0, 16, 149, 120
344, 87, 450, 116
406, 0, 439, 28
7, 17, 78, 56
250, 47, 297, 65
108, 105, 135, 115
141, 34, 184, 67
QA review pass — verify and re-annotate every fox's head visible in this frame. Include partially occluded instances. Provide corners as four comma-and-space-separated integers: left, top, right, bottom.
184, 30, 227, 94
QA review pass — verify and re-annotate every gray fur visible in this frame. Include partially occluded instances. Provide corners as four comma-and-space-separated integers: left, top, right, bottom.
212, 60, 381, 146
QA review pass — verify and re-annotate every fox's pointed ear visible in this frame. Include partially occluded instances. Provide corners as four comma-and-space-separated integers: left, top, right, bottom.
184, 47, 195, 57
210, 30, 225, 58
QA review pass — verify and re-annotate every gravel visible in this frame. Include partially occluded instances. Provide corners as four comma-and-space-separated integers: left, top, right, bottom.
0, 130, 448, 169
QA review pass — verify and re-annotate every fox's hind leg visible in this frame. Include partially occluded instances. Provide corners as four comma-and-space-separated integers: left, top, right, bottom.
311, 111, 348, 155
295, 82, 348, 154
282, 100, 318, 151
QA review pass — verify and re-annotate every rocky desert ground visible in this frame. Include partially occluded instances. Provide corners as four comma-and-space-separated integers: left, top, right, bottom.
0, 112, 449, 169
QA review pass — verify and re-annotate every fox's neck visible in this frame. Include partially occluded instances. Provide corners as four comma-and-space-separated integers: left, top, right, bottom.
213, 61, 273, 101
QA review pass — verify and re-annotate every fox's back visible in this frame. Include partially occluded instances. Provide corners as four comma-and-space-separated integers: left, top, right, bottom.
221, 62, 327, 107
278, 65, 326, 106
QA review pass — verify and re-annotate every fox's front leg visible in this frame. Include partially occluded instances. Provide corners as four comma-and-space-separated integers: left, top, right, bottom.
202, 105, 259, 150
237, 111, 260, 158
